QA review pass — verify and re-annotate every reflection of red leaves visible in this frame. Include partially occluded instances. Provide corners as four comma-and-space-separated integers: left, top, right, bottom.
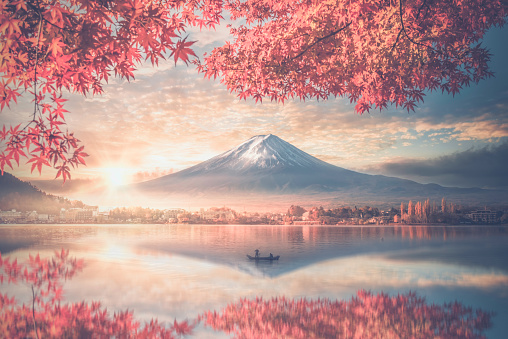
199, 292, 493, 338
0, 250, 494, 338
1, 250, 196, 338
173, 319, 193, 336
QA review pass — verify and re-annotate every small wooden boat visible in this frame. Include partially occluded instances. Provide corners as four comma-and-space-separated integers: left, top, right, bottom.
247, 254, 280, 260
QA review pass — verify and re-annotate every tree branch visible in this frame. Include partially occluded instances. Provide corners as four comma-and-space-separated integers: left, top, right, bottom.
33, 12, 43, 123
391, 28, 404, 52
290, 22, 352, 61
398, 0, 428, 49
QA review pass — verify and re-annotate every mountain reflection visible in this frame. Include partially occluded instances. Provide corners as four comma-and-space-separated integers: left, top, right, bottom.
200, 291, 493, 338
137, 224, 508, 277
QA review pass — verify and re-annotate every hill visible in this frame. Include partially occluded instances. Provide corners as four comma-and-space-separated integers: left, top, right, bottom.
0, 172, 84, 214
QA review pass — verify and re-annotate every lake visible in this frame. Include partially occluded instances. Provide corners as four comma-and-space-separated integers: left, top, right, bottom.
1, 224, 507, 338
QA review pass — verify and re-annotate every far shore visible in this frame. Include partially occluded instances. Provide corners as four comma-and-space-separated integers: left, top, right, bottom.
1, 222, 507, 227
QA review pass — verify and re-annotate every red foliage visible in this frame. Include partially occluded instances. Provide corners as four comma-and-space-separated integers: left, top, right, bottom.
199, 0, 507, 112
200, 291, 493, 338
1, 0, 507, 179
0, 250, 194, 338
0, 0, 223, 180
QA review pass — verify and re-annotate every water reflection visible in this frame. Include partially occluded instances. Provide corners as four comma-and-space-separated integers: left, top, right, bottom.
131, 225, 508, 277
1, 224, 507, 337
0, 250, 193, 338
0, 251, 494, 338
200, 291, 493, 338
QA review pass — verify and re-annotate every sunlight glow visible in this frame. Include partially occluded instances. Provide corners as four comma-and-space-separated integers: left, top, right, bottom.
103, 167, 129, 188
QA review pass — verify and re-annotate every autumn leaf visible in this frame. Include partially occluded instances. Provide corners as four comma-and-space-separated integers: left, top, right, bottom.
7, 145, 27, 166
170, 36, 197, 66
0, 151, 14, 175
72, 146, 89, 166
27, 154, 51, 175
55, 163, 71, 183
0, 126, 8, 140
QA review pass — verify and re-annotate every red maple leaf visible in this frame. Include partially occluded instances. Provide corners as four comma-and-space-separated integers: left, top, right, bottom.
55, 163, 71, 183
27, 154, 51, 175
0, 151, 14, 175
170, 36, 197, 66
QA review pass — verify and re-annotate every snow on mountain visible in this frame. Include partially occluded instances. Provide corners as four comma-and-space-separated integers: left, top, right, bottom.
188, 134, 331, 172
137, 134, 353, 192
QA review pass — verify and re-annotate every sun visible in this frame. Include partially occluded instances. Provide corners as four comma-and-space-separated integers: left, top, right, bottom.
103, 167, 129, 188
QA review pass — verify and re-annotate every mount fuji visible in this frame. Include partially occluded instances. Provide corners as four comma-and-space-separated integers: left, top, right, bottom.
135, 134, 507, 207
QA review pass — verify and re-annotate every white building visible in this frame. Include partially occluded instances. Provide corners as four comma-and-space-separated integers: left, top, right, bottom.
468, 209, 498, 223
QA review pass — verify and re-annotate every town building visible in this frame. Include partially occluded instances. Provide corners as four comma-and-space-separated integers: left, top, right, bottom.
0, 209, 24, 223
467, 209, 498, 223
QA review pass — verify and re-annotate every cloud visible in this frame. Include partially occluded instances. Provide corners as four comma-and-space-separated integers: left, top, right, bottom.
27, 177, 104, 195
363, 141, 508, 189
132, 168, 174, 182
412, 114, 508, 141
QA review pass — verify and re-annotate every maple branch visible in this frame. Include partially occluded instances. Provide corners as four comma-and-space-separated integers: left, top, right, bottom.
391, 28, 404, 52
280, 32, 310, 42
25, 1, 72, 32
396, 0, 475, 70
290, 22, 352, 61
33, 12, 43, 123
415, 0, 430, 20
398, 0, 428, 50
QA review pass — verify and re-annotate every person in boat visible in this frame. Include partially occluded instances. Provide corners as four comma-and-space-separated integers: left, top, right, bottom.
255, 249, 260, 258
269, 253, 273, 258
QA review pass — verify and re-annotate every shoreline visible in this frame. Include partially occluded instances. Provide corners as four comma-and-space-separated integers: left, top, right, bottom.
1, 222, 507, 227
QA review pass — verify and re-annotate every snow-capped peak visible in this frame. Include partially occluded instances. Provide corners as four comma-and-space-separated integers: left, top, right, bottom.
189, 134, 330, 172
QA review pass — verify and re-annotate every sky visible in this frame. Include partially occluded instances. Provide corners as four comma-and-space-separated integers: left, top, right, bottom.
2, 21, 508, 199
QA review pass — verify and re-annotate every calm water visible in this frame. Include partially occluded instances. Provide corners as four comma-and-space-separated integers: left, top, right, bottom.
1, 224, 507, 338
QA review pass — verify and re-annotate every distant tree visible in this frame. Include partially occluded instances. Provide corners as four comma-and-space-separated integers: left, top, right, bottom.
388, 207, 399, 217
287, 205, 306, 217
408, 200, 414, 217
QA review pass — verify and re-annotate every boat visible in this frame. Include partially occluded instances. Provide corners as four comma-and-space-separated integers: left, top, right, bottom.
246, 254, 280, 260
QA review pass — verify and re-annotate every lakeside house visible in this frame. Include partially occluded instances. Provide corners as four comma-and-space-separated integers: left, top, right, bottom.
467, 209, 498, 224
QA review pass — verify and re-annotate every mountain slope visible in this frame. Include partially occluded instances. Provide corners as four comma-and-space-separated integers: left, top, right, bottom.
138, 134, 360, 192
135, 134, 507, 206
0, 172, 84, 213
